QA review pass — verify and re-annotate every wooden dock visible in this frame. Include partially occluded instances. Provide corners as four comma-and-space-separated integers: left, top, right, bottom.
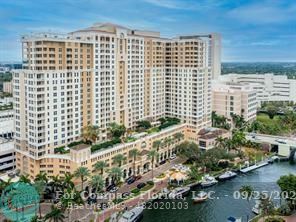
240, 162, 269, 173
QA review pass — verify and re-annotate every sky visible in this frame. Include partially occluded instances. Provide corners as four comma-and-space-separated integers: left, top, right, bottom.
0, 0, 296, 62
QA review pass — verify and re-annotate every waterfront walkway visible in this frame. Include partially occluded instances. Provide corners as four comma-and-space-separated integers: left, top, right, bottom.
97, 180, 169, 222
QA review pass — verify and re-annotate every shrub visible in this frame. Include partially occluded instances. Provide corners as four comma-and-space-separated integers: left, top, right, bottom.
147, 181, 154, 186
264, 217, 285, 222
131, 188, 140, 194
91, 137, 121, 153
68, 140, 84, 147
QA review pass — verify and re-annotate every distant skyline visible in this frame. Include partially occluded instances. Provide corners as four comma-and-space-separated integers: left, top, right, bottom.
0, 0, 296, 62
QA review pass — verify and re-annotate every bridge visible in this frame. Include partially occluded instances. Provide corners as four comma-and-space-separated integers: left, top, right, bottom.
246, 133, 296, 157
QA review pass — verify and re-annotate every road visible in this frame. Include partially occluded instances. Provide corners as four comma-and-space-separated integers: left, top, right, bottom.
117, 157, 185, 194
97, 157, 186, 221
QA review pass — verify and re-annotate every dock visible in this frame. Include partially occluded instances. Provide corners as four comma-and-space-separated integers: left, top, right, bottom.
240, 162, 269, 173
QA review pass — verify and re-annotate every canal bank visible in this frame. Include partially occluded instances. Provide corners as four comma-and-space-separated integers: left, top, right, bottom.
142, 162, 296, 222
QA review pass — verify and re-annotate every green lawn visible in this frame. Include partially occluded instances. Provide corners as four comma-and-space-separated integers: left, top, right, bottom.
256, 113, 281, 125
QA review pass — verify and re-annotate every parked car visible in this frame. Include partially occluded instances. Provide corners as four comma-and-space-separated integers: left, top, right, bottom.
170, 154, 177, 160
121, 192, 131, 198
137, 182, 146, 189
126, 176, 136, 184
110, 186, 118, 193
135, 175, 142, 181
106, 184, 116, 192
160, 160, 166, 165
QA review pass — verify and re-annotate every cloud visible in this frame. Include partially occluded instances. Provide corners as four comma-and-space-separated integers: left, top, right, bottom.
228, 1, 296, 24
250, 40, 281, 46
142, 0, 225, 10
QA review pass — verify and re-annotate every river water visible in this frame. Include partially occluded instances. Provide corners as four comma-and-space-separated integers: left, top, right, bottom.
143, 162, 296, 222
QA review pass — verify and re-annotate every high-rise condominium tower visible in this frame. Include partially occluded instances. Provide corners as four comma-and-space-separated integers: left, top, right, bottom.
13, 23, 221, 177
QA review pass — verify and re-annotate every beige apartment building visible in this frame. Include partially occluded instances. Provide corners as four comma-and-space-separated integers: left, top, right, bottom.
13, 23, 220, 180
2, 81, 13, 94
212, 82, 257, 122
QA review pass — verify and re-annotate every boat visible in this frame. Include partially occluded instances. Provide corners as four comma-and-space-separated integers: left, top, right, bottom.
118, 206, 144, 222
192, 191, 208, 203
252, 200, 261, 215
168, 186, 191, 199
218, 171, 237, 181
200, 175, 218, 188
227, 216, 242, 222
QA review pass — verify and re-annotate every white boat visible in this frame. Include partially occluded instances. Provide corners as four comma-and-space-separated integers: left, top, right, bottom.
193, 191, 208, 203
118, 206, 144, 222
168, 186, 191, 199
200, 175, 218, 188
252, 200, 261, 215
227, 216, 242, 222
218, 171, 237, 181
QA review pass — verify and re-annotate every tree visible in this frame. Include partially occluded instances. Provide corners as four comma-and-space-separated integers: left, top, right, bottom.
177, 141, 200, 163
19, 174, 31, 184
266, 105, 278, 119
260, 193, 275, 220
174, 132, 184, 142
74, 167, 90, 190
129, 149, 140, 176
137, 120, 151, 129
109, 122, 126, 138
231, 113, 246, 129
152, 140, 162, 151
44, 205, 65, 222
240, 185, 254, 202
113, 154, 126, 167
108, 167, 123, 185
148, 149, 159, 180
0, 178, 12, 195
277, 174, 296, 208
239, 185, 254, 220
81, 125, 100, 144
215, 136, 226, 149
280, 111, 296, 134
90, 175, 104, 193
94, 161, 108, 175
35, 172, 48, 184
33, 180, 45, 218
51, 175, 62, 193
232, 130, 246, 152
63, 173, 74, 189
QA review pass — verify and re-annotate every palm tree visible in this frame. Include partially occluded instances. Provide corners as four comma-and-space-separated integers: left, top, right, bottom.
63, 173, 74, 189
174, 132, 184, 142
19, 174, 31, 184
260, 193, 275, 220
108, 167, 123, 185
51, 175, 62, 193
0, 178, 11, 195
33, 180, 45, 218
94, 161, 108, 175
215, 136, 226, 149
35, 172, 48, 184
45, 205, 65, 222
129, 149, 140, 176
108, 122, 126, 139
30, 216, 39, 222
90, 175, 104, 193
74, 167, 90, 190
239, 185, 254, 221
113, 154, 126, 167
148, 149, 159, 181
240, 185, 254, 202
232, 130, 246, 152
81, 125, 100, 144
152, 140, 161, 151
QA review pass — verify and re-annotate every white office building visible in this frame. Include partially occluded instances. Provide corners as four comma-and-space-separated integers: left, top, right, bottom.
220, 73, 296, 104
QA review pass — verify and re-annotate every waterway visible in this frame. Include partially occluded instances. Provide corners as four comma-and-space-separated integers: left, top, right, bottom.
143, 162, 296, 222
